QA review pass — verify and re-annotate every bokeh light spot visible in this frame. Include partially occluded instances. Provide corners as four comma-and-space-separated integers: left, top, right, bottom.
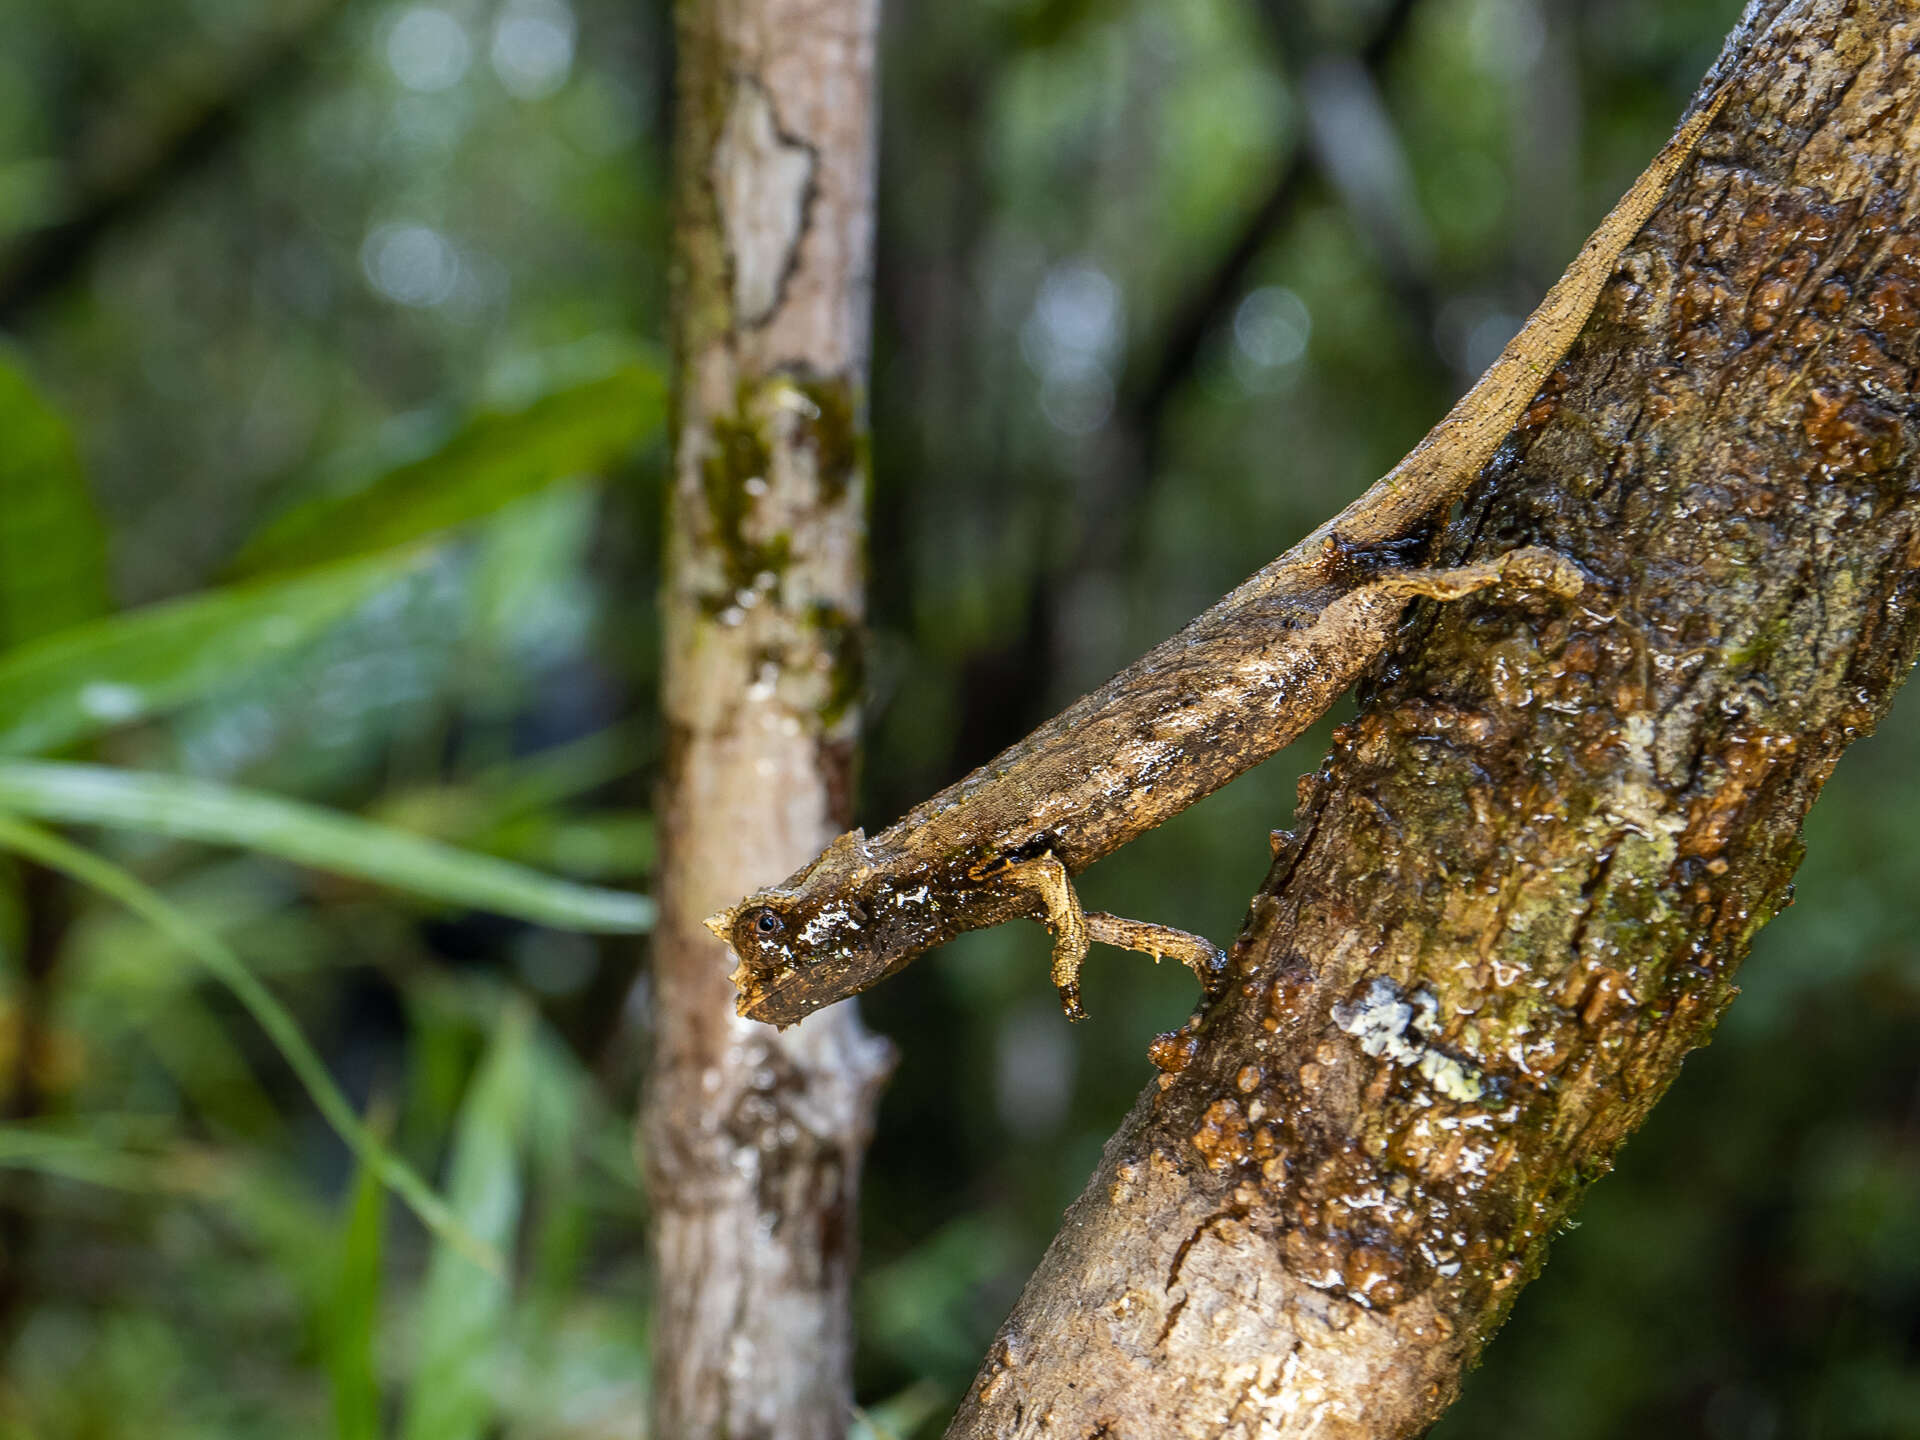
1233, 285, 1311, 370
492, 0, 577, 101
361, 221, 460, 307
384, 4, 472, 93
1022, 259, 1123, 435
1033, 261, 1121, 362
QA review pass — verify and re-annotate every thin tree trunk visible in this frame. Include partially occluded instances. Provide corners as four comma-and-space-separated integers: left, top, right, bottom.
947, 1, 1920, 1434
644, 3, 892, 1437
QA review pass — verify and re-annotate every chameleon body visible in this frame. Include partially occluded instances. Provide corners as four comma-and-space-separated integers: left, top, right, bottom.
709, 88, 1729, 1027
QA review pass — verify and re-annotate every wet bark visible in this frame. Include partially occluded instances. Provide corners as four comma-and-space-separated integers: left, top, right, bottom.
643, 2, 893, 1438
947, 2, 1920, 1435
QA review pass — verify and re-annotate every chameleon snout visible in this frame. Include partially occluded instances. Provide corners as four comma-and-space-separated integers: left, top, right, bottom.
702, 906, 736, 944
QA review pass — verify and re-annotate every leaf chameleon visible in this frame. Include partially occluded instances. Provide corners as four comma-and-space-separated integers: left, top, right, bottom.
708, 88, 1730, 1027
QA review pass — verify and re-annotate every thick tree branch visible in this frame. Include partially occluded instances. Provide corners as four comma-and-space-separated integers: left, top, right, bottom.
947, 2, 1920, 1434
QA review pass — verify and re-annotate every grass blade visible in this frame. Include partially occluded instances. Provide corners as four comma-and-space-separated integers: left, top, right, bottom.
0, 1124, 172, 1191
0, 551, 420, 756
401, 1003, 532, 1440
850, 1381, 947, 1440
0, 815, 502, 1275
0, 759, 654, 932
328, 1101, 392, 1440
231, 360, 665, 578
0, 349, 110, 650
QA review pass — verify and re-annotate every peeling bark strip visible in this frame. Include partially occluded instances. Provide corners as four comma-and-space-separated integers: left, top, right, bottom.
644, 3, 890, 1439
947, 4, 1920, 1436
715, 76, 819, 328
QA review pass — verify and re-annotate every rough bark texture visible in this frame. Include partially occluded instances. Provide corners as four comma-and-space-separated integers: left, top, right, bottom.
946, 3, 1920, 1435
643, 2, 893, 1437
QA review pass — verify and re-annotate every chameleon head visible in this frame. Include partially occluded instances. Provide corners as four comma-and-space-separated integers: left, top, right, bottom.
703, 828, 911, 1027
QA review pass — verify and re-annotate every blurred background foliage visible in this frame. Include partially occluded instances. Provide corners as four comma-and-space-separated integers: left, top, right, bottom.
0, 0, 1912, 1435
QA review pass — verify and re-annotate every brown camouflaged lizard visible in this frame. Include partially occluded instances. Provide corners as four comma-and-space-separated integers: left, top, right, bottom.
707, 88, 1729, 1027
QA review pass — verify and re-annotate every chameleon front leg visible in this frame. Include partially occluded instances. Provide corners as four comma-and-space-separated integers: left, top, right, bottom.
992, 853, 1226, 1021
987, 854, 1091, 1019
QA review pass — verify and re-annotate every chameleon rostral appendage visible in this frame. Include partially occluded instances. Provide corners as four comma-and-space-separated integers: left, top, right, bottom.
709, 88, 1728, 1028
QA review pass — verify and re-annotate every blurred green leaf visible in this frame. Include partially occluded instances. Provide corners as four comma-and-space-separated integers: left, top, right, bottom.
402, 986, 484, 1173
188, 1145, 340, 1326
0, 157, 66, 239
231, 361, 665, 578
523, 1034, 590, 1310
486, 810, 656, 882
60, 859, 311, 1136
859, 1216, 1023, 1380
373, 720, 656, 880
402, 1002, 533, 1440
0, 759, 655, 931
0, 550, 420, 756
113, 983, 284, 1136
0, 814, 503, 1275
472, 721, 648, 816
328, 1101, 392, 1440
0, 1122, 178, 1191
0, 348, 110, 649
850, 1380, 948, 1440
463, 481, 601, 693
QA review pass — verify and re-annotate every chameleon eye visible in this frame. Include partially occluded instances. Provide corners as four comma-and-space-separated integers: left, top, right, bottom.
750, 907, 784, 937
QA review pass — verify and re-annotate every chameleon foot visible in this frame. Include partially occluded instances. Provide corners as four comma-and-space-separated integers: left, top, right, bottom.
1362, 545, 1584, 606
990, 853, 1091, 1020
992, 852, 1224, 1022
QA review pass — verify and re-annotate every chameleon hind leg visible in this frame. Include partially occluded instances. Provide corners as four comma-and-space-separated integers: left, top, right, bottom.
1357, 545, 1585, 605
991, 853, 1226, 1022
1084, 910, 1227, 995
